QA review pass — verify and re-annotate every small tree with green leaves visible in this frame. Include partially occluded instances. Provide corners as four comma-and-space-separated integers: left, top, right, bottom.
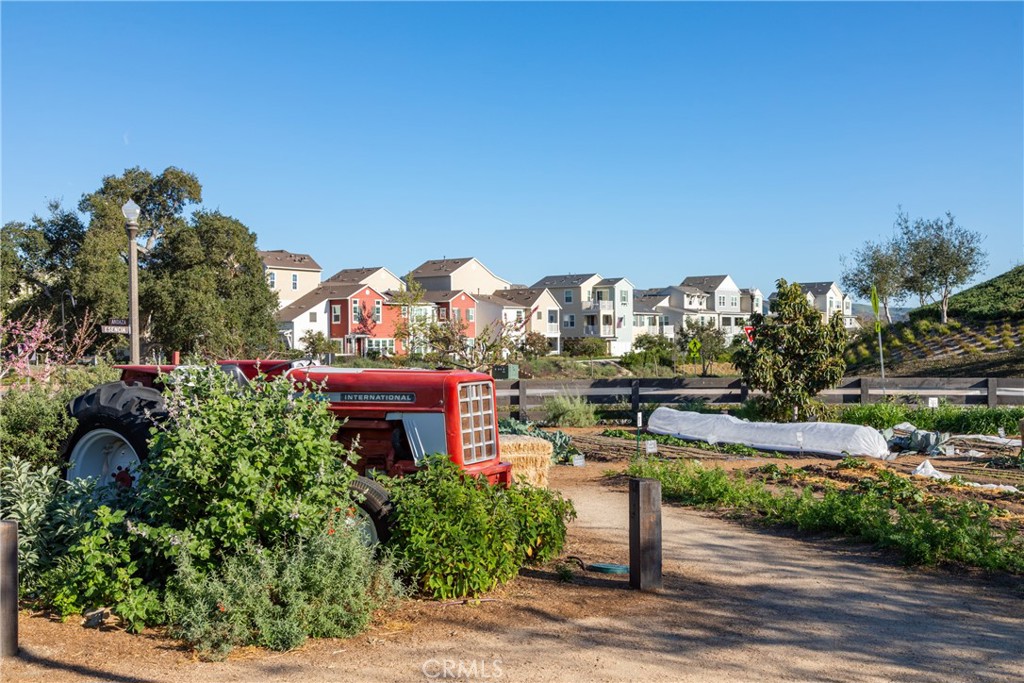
676, 319, 726, 376
299, 330, 336, 362
733, 279, 847, 421
519, 331, 551, 360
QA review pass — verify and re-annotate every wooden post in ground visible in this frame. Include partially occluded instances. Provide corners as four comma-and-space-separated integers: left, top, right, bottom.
629, 478, 662, 591
517, 380, 528, 422
987, 378, 999, 408
631, 380, 640, 416
1, 520, 18, 657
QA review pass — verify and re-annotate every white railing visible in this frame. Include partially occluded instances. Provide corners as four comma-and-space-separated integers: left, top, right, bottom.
581, 300, 614, 312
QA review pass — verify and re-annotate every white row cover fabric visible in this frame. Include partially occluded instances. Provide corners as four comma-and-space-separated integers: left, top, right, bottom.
912, 459, 1020, 493
647, 407, 890, 459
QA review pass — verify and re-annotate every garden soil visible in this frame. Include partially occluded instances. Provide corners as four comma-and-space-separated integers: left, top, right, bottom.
4, 435, 1023, 683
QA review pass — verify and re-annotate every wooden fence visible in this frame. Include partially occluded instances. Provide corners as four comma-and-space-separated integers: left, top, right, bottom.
495, 377, 1024, 420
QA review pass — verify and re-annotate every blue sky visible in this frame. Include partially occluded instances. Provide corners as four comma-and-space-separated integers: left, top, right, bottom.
3, 1, 1022, 300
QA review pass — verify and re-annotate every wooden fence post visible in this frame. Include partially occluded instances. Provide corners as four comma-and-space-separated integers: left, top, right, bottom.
987, 378, 999, 408
1, 520, 17, 658
631, 379, 640, 416
860, 377, 873, 405
517, 380, 528, 422
629, 478, 662, 591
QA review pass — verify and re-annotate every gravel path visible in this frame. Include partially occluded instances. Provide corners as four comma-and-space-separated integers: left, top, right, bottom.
6, 463, 1023, 682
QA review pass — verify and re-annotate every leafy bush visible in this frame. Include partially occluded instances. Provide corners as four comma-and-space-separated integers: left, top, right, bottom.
385, 457, 575, 599
562, 337, 608, 358
164, 520, 402, 659
498, 417, 579, 464
0, 364, 119, 469
542, 394, 597, 427
619, 334, 677, 373
137, 367, 357, 569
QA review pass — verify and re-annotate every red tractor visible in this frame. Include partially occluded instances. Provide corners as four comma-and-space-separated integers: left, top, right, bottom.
62, 360, 512, 542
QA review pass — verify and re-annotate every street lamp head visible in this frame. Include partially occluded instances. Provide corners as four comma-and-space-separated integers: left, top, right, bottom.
121, 199, 142, 223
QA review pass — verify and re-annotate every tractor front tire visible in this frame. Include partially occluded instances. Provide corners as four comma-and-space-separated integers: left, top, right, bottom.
62, 382, 166, 487
349, 476, 393, 545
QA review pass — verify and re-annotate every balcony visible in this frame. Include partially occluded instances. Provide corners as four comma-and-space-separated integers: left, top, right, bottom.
546, 322, 560, 335
581, 300, 614, 313
584, 325, 615, 337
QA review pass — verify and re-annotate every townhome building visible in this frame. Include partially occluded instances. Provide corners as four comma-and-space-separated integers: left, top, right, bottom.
475, 287, 562, 353
324, 266, 405, 294
632, 291, 675, 342
275, 283, 409, 357
410, 257, 511, 296
259, 250, 322, 309
790, 282, 861, 330
532, 274, 635, 356
421, 291, 479, 340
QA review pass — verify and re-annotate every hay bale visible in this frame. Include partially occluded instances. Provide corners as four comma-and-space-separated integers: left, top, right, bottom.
500, 435, 553, 488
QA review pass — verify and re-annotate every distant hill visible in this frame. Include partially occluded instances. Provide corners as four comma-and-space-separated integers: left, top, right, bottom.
909, 265, 1024, 322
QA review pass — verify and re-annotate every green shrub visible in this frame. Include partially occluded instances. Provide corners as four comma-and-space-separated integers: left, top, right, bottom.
838, 402, 1024, 434
562, 337, 608, 358
164, 521, 402, 659
385, 457, 575, 599
901, 327, 917, 344
542, 394, 597, 427
138, 367, 357, 570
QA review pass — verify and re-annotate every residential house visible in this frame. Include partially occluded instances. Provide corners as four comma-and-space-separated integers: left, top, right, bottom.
680, 275, 760, 342
791, 282, 861, 330
410, 257, 511, 296
474, 294, 531, 350
422, 291, 478, 340
275, 282, 408, 356
489, 287, 562, 353
632, 291, 675, 343
324, 266, 405, 294
532, 274, 635, 356
259, 250, 322, 309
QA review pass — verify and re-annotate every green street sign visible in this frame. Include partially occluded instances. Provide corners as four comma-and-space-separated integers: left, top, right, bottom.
870, 285, 880, 318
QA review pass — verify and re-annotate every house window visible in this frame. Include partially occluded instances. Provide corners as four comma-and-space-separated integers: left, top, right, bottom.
439, 308, 447, 321
366, 338, 395, 356
564, 314, 575, 328
374, 300, 382, 323
564, 290, 573, 304
620, 290, 628, 305
718, 295, 726, 307
548, 310, 557, 324
535, 310, 542, 320
660, 315, 669, 326
730, 296, 738, 308
309, 312, 317, 323
268, 272, 276, 288
331, 305, 341, 323
291, 274, 298, 290
453, 307, 461, 321
352, 300, 361, 323
468, 308, 475, 322
515, 310, 524, 322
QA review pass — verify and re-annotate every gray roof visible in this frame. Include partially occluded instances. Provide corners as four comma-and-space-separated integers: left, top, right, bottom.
532, 273, 598, 288
325, 266, 388, 284
680, 275, 730, 292
633, 296, 663, 314
421, 290, 477, 304
596, 277, 627, 287
259, 249, 321, 271
475, 294, 528, 309
493, 287, 553, 308
796, 282, 839, 297
410, 258, 474, 277
276, 282, 368, 322
634, 287, 669, 297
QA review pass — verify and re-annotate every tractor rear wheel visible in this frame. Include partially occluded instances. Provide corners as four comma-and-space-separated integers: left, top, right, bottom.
62, 382, 166, 487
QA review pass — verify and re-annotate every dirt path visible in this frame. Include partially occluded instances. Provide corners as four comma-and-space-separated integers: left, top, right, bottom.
5, 463, 1023, 683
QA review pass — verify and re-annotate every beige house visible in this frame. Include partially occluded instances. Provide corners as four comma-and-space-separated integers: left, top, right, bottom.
792, 282, 860, 330
532, 274, 635, 356
259, 250, 322, 309
480, 287, 562, 353
410, 257, 511, 296
324, 266, 405, 294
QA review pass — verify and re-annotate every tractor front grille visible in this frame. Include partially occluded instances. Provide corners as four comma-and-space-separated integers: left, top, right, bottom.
458, 382, 497, 465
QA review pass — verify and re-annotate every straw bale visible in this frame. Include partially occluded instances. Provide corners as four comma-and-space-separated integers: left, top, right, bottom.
500, 435, 553, 488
